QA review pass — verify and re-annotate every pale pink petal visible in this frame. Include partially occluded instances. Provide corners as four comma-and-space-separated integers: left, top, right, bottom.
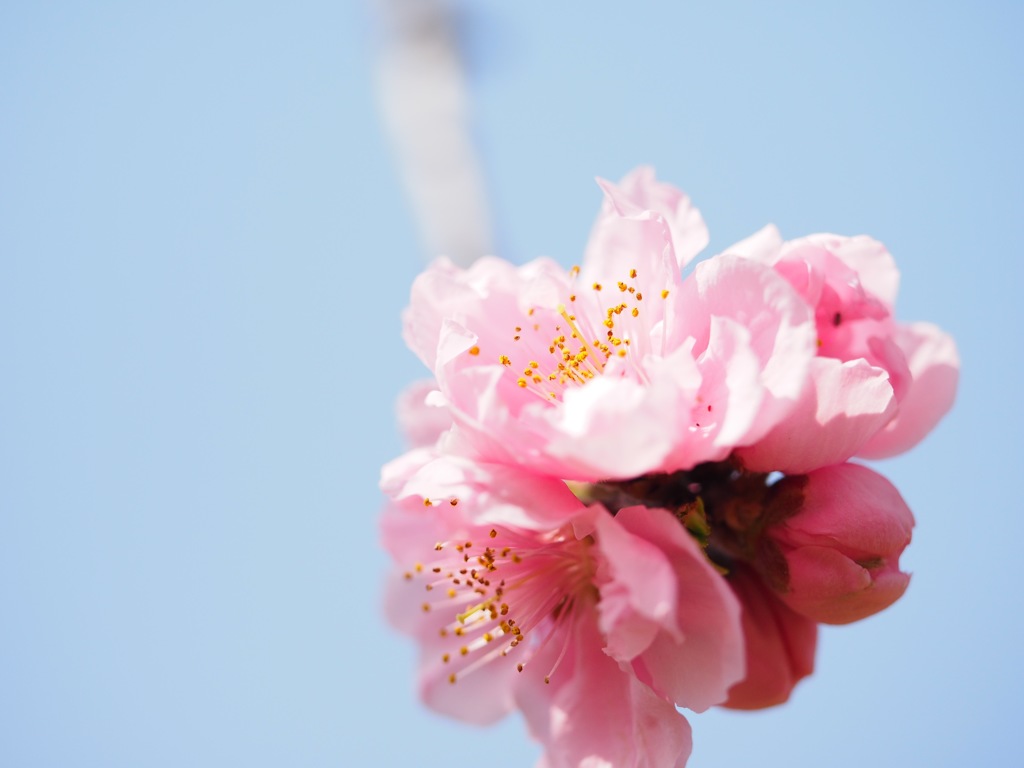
722, 224, 783, 263
388, 452, 587, 530
766, 463, 914, 625
404, 255, 570, 371
591, 166, 710, 268
516, 617, 693, 768
722, 564, 817, 711
795, 233, 900, 309
535, 374, 680, 481
736, 357, 897, 474
581, 177, 682, 297
699, 316, 764, 451
857, 322, 959, 458
613, 507, 746, 712
380, 445, 436, 497
395, 379, 451, 448
592, 506, 680, 662
672, 254, 817, 449
417, 635, 519, 725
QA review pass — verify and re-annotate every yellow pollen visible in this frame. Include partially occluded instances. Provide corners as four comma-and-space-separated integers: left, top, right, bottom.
617, 349, 627, 357
449, 673, 456, 684
442, 653, 450, 663
483, 632, 494, 642
447, 588, 456, 598
593, 283, 602, 291
499, 355, 511, 366
569, 294, 576, 302
422, 603, 431, 612
629, 268, 637, 278
661, 289, 670, 299
604, 319, 614, 328
528, 308, 535, 316
631, 308, 639, 317
460, 646, 469, 656
617, 281, 628, 291
468, 345, 480, 356
423, 499, 432, 507
517, 378, 527, 388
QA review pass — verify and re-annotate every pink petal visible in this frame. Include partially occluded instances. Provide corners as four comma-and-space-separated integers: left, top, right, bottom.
613, 507, 746, 712
794, 233, 900, 310
592, 506, 680, 662
535, 374, 680, 481
736, 357, 897, 474
722, 224, 783, 263
673, 254, 817, 449
516, 616, 693, 768
857, 322, 959, 458
722, 564, 818, 711
395, 379, 451, 448
587, 166, 709, 273
404, 255, 570, 372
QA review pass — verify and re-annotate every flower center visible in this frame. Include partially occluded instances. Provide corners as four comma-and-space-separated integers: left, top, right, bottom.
406, 525, 595, 685
475, 265, 670, 405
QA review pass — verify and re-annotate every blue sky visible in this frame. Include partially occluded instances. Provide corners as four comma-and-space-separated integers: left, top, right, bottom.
1, 2, 1021, 765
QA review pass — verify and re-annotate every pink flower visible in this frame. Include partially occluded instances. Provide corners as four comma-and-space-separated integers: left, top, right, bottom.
381, 451, 746, 767
403, 169, 817, 482
730, 228, 959, 471
384, 167, 958, 762
755, 463, 915, 625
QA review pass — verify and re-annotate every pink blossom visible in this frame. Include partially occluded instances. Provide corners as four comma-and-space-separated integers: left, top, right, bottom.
402, 170, 817, 482
385, 167, 958, 762
730, 228, 958, 470
756, 463, 915, 625
381, 452, 746, 766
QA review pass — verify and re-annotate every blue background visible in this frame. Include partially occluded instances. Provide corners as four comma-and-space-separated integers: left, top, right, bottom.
2, 2, 1020, 766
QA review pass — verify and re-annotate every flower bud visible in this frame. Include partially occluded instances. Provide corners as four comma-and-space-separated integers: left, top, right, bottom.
722, 564, 817, 710
759, 463, 914, 625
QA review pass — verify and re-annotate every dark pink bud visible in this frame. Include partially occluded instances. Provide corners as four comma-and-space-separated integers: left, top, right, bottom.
762, 463, 914, 625
722, 564, 818, 710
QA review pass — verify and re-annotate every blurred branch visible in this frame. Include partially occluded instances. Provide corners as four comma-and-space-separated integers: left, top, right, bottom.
372, 0, 493, 267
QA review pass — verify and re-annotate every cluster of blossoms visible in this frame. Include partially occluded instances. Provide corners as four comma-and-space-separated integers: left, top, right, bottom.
381, 167, 958, 767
